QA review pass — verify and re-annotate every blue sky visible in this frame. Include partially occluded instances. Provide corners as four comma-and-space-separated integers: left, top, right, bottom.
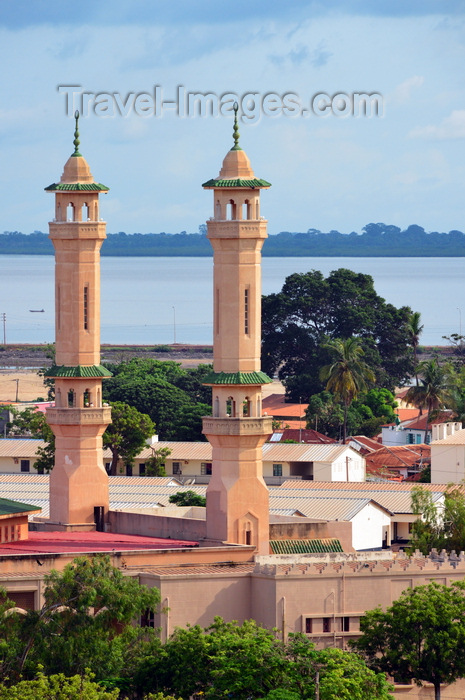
0, 1, 464, 235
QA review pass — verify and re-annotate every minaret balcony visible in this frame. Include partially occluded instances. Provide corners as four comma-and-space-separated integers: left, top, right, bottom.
46, 406, 112, 426
203, 416, 273, 436
207, 219, 268, 239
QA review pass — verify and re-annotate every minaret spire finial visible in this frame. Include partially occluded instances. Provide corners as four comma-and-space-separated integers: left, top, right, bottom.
231, 102, 241, 151
72, 110, 82, 157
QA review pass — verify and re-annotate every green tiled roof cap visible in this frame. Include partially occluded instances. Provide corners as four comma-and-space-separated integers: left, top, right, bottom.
0, 498, 41, 516
44, 364, 113, 378
203, 371, 272, 385
44, 182, 109, 192
270, 539, 343, 554
202, 177, 271, 189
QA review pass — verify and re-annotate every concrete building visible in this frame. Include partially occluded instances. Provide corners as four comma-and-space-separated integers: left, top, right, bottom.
431, 425, 465, 483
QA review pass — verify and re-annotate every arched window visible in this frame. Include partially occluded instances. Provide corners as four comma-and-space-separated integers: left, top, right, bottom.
83, 389, 91, 407
226, 200, 237, 220
215, 200, 221, 219
243, 397, 251, 417
83, 202, 90, 221
214, 396, 220, 417
226, 396, 236, 417
67, 390, 75, 408
66, 203, 75, 222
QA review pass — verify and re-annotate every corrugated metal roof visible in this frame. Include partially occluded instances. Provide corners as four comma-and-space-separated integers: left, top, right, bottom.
270, 538, 343, 554
269, 495, 376, 521
263, 443, 352, 462
0, 439, 46, 458
270, 487, 435, 515
279, 480, 450, 492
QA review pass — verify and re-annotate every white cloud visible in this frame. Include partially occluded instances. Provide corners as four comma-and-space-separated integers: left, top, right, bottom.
390, 76, 425, 104
409, 110, 465, 140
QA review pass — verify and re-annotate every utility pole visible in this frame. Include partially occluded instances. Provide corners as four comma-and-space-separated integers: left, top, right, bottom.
1, 313, 5, 345
15, 378, 19, 403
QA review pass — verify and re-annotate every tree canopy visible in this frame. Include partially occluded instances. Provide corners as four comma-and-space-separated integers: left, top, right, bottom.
261, 269, 414, 401
408, 484, 465, 554
103, 401, 155, 475
352, 581, 465, 700
102, 359, 211, 441
168, 490, 206, 507
0, 554, 160, 686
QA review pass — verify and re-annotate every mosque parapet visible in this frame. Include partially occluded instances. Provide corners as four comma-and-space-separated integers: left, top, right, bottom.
46, 407, 112, 425
203, 416, 273, 436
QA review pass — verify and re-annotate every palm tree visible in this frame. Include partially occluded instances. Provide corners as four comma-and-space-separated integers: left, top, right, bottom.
319, 337, 375, 443
407, 311, 424, 386
405, 358, 452, 425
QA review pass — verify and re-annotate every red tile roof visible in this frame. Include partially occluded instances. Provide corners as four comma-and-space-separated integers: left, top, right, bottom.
366, 445, 431, 470
262, 393, 308, 418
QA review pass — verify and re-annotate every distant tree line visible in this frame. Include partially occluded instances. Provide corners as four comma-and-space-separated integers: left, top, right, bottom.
2, 222, 465, 256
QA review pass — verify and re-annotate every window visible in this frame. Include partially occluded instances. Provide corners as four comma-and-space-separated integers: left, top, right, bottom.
305, 618, 312, 634
416, 434, 422, 444
407, 433, 415, 444
273, 463, 283, 477
126, 464, 133, 476
342, 617, 350, 632
172, 462, 182, 475
20, 460, 30, 473
201, 462, 212, 475
83, 286, 89, 330
67, 390, 75, 408
141, 608, 156, 628
244, 288, 249, 334
139, 463, 146, 476
323, 617, 331, 633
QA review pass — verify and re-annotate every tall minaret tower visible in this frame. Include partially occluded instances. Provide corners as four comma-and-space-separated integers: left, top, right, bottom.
202, 106, 273, 554
44, 113, 112, 530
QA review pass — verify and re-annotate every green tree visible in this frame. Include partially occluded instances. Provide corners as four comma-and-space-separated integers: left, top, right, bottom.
0, 670, 119, 699
405, 358, 452, 423
352, 581, 465, 700
102, 359, 211, 441
319, 338, 375, 443
261, 269, 414, 401
7, 407, 55, 473
168, 490, 206, 507
1, 554, 160, 685
407, 311, 424, 385
408, 484, 465, 554
103, 402, 154, 476
145, 447, 171, 477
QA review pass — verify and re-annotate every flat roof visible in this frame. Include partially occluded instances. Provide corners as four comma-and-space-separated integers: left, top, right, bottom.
0, 530, 198, 556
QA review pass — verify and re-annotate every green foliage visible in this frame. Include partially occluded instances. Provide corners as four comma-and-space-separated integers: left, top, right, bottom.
408, 484, 465, 554
145, 447, 171, 477
0, 554, 160, 686
168, 490, 206, 507
102, 359, 211, 441
353, 581, 465, 699
103, 401, 155, 475
261, 269, 414, 402
405, 358, 453, 422
0, 670, 119, 699
137, 618, 392, 700
7, 407, 55, 473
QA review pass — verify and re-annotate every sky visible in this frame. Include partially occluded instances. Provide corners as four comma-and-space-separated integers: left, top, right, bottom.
0, 0, 464, 236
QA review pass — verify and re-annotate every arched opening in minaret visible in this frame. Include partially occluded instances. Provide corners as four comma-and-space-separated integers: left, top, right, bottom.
83, 389, 91, 407
56, 203, 62, 222
243, 397, 251, 417
66, 203, 75, 222
226, 397, 236, 417
243, 200, 251, 220
214, 396, 220, 417
56, 388, 61, 407
226, 200, 236, 220
215, 200, 221, 220
67, 389, 75, 408
245, 522, 252, 545
83, 202, 90, 221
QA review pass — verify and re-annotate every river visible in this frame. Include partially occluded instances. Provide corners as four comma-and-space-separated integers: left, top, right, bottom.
1, 255, 463, 346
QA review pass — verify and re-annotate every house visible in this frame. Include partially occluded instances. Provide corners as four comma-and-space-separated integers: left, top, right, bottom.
431, 426, 465, 483
262, 393, 308, 430
0, 439, 366, 484
0, 498, 42, 542
365, 445, 431, 481
382, 412, 459, 447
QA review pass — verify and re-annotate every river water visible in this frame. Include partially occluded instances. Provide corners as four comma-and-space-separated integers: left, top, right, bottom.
1, 255, 463, 347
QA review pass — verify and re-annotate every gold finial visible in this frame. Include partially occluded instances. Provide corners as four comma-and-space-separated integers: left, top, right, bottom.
231, 102, 241, 150
72, 110, 82, 157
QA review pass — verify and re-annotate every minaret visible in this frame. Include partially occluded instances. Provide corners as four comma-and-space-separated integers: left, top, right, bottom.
202, 106, 273, 554
44, 113, 112, 530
